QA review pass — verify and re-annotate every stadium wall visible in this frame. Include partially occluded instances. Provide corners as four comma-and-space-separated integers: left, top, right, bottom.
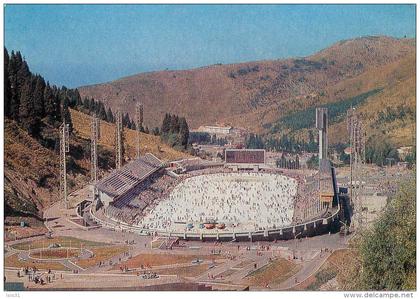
89, 203, 341, 242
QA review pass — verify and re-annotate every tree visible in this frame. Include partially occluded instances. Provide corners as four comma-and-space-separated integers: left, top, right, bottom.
16, 52, 31, 91
33, 75, 46, 117
89, 98, 95, 113
152, 127, 160, 136
169, 114, 180, 133
44, 83, 58, 124
61, 97, 73, 133
74, 89, 83, 107
4, 48, 11, 118
106, 107, 114, 123
211, 134, 217, 144
355, 176, 416, 290
161, 113, 171, 135
98, 103, 107, 121
405, 146, 416, 169
123, 113, 131, 128
306, 154, 319, 169
179, 117, 189, 148
83, 97, 90, 110
19, 78, 41, 136
366, 133, 397, 166
8, 50, 21, 120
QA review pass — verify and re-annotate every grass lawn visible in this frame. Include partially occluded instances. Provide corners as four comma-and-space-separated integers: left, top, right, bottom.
5, 253, 67, 271
113, 253, 222, 269
11, 236, 108, 250
155, 263, 210, 278
31, 248, 80, 259
244, 258, 300, 287
74, 246, 130, 269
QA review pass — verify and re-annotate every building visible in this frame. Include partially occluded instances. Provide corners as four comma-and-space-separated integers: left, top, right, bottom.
225, 149, 266, 171
197, 125, 232, 135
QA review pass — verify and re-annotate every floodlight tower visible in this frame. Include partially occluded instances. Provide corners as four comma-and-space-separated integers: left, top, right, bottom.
316, 108, 328, 161
115, 110, 123, 169
136, 103, 143, 159
60, 122, 70, 209
91, 114, 100, 192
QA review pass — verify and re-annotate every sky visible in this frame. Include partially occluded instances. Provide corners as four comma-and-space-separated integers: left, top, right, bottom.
4, 4, 416, 88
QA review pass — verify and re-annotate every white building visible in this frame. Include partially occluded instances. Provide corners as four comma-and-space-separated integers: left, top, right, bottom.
197, 125, 232, 135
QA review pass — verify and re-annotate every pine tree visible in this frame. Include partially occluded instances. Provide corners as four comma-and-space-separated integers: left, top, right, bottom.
44, 83, 57, 123
152, 127, 160, 136
61, 97, 73, 133
4, 48, 11, 118
83, 97, 90, 110
8, 51, 21, 120
170, 115, 180, 133
74, 89, 83, 107
89, 98, 95, 113
19, 78, 41, 136
98, 103, 107, 121
106, 107, 114, 123
123, 113, 131, 128
16, 53, 31, 91
161, 113, 171, 135
179, 117, 190, 148
33, 75, 46, 117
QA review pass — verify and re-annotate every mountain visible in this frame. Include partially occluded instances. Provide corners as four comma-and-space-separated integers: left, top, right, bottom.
78, 36, 415, 147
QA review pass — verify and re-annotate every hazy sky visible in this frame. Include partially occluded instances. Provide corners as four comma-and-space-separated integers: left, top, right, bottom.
4, 4, 416, 88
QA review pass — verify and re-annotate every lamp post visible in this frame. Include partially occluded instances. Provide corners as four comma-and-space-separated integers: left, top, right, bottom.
293, 231, 302, 259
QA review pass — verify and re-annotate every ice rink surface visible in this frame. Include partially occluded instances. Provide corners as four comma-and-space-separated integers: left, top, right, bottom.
139, 172, 297, 232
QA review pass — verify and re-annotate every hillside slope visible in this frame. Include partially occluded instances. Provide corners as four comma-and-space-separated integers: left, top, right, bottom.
79, 36, 415, 147
70, 109, 190, 161
4, 109, 188, 237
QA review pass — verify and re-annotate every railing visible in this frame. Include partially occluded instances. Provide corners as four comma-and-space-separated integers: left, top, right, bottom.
89, 199, 341, 240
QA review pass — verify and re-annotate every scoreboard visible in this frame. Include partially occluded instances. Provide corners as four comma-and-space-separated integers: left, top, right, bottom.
225, 149, 265, 164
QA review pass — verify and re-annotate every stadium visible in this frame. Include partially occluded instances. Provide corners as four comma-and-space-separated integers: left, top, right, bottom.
84, 149, 341, 242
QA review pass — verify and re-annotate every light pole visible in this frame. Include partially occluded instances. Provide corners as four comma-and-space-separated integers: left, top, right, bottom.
293, 231, 302, 259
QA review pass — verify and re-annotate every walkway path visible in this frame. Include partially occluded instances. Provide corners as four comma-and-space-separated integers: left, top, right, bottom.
274, 251, 331, 290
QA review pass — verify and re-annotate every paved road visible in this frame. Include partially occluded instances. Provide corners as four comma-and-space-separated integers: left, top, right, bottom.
275, 251, 331, 290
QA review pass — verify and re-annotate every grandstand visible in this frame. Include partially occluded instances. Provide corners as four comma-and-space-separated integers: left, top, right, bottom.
95, 153, 164, 207
168, 158, 223, 173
